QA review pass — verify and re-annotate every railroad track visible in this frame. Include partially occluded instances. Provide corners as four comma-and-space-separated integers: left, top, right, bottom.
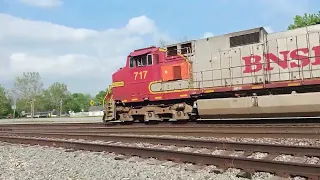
2, 122, 320, 138
2, 121, 320, 131
0, 134, 319, 179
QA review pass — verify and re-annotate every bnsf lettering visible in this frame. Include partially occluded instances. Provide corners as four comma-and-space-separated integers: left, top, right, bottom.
242, 45, 320, 73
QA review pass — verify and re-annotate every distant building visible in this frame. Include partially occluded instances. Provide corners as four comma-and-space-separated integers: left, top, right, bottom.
88, 106, 104, 117
88, 106, 103, 112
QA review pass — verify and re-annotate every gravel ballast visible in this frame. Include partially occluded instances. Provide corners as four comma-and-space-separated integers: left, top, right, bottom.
0, 117, 101, 124
109, 134, 320, 147
64, 138, 319, 164
0, 142, 281, 180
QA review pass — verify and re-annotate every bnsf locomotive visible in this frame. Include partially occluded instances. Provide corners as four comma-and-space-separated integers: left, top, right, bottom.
102, 24, 320, 123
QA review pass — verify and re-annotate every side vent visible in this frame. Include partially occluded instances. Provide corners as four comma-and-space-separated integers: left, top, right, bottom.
173, 65, 182, 80
167, 46, 177, 57
181, 42, 192, 54
230, 31, 260, 48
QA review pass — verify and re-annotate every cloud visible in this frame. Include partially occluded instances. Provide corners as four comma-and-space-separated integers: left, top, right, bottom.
19, 0, 63, 8
202, 32, 214, 38
0, 13, 169, 94
264, 26, 274, 33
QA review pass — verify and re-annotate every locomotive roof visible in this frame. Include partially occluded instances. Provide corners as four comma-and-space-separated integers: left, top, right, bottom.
129, 46, 158, 57
163, 26, 267, 47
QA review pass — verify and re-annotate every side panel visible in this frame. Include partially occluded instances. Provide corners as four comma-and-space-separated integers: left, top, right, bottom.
161, 62, 189, 81
264, 26, 320, 83
148, 54, 195, 100
193, 35, 231, 88
197, 92, 320, 118
309, 26, 320, 78
190, 25, 320, 92
192, 28, 267, 89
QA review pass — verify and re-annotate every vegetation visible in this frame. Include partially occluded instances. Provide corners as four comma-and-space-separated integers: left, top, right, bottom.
0, 85, 12, 118
0, 72, 98, 119
288, 11, 320, 30
64, 93, 92, 113
94, 90, 107, 106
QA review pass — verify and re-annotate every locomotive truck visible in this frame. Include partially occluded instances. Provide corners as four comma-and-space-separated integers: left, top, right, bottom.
102, 24, 320, 123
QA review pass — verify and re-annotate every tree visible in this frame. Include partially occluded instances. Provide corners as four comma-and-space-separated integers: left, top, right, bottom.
13, 72, 44, 116
95, 90, 107, 105
6, 88, 18, 118
288, 11, 320, 30
64, 93, 91, 113
43, 82, 71, 114
0, 85, 12, 118
13, 72, 44, 101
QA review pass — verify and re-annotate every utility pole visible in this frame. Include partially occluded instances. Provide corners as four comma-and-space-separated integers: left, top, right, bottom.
59, 98, 63, 117
30, 100, 33, 118
12, 98, 16, 119
30, 99, 36, 118
8, 89, 17, 119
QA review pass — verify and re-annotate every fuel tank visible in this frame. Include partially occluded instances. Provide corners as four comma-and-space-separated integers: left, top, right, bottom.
196, 91, 320, 119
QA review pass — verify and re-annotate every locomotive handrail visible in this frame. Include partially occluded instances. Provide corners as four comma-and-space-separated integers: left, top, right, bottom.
102, 85, 112, 108
165, 46, 194, 57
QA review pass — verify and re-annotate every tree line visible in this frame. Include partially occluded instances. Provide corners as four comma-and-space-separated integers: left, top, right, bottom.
0, 72, 107, 118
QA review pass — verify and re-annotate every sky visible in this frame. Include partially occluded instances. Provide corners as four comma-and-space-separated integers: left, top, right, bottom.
0, 0, 319, 96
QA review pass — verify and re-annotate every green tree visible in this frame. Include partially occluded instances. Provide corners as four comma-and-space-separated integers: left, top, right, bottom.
64, 93, 91, 113
6, 88, 18, 118
288, 11, 320, 30
0, 85, 12, 118
43, 82, 71, 114
95, 90, 107, 105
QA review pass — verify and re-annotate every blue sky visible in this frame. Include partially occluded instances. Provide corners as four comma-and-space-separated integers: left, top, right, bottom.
2, 0, 319, 37
0, 0, 319, 95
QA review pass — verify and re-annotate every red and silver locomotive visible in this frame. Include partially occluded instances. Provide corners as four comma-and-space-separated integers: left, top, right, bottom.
103, 24, 320, 123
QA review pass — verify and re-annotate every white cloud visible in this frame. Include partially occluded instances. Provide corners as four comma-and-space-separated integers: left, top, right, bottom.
19, 0, 63, 8
125, 16, 157, 35
264, 26, 274, 33
202, 32, 214, 38
0, 14, 97, 42
0, 13, 169, 94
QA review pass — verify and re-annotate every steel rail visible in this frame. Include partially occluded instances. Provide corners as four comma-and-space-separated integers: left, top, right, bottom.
2, 122, 320, 128
0, 136, 319, 179
2, 121, 320, 130
7, 132, 320, 157
2, 121, 320, 129
3, 129, 319, 139
3, 125, 320, 132
2, 122, 320, 139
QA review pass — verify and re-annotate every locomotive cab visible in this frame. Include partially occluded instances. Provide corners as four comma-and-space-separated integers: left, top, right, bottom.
110, 46, 162, 103
103, 44, 196, 122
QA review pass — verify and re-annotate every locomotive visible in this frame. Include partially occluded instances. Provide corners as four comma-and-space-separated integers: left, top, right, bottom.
102, 24, 320, 123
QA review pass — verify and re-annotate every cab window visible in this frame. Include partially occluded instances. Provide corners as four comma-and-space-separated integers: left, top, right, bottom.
129, 57, 135, 68
147, 54, 152, 65
129, 54, 153, 68
140, 55, 147, 66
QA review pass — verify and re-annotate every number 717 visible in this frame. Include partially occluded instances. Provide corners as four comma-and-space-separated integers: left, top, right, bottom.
134, 71, 148, 80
